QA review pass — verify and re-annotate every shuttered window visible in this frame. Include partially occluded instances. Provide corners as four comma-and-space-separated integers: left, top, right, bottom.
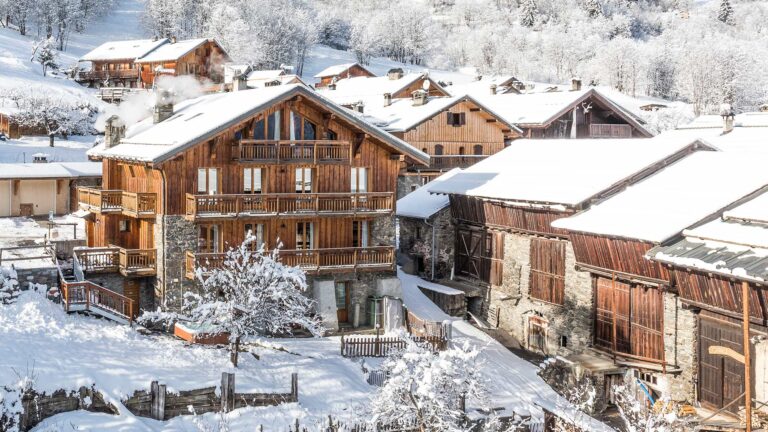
446, 112, 466, 126
529, 238, 566, 305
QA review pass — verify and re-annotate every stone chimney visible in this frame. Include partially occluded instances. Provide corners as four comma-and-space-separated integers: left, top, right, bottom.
490, 84, 497, 95
104, 115, 125, 148
153, 90, 174, 124
232, 73, 248, 91
387, 68, 404, 80
571, 78, 582, 91
354, 101, 364, 114
412, 89, 427, 106
170, 36, 177, 44
720, 103, 735, 134
384, 93, 392, 107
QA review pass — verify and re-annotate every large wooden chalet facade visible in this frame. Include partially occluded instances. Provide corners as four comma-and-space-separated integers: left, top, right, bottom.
80, 84, 428, 330
77, 38, 230, 89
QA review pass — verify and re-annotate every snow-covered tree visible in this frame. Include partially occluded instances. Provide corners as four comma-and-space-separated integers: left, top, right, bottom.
35, 37, 58, 76
186, 236, 324, 367
519, 0, 538, 27
717, 0, 734, 25
0, 267, 19, 305
539, 358, 598, 432
613, 380, 695, 432
583, 0, 602, 18
10, 90, 97, 146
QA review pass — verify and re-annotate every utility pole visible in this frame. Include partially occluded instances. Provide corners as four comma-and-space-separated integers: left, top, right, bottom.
743, 281, 752, 432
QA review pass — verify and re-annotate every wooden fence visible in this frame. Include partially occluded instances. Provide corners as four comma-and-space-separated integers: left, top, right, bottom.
122, 372, 298, 421
405, 309, 447, 338
15, 387, 117, 432
340, 334, 448, 358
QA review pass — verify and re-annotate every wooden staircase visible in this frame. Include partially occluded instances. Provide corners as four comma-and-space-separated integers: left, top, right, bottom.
57, 260, 135, 325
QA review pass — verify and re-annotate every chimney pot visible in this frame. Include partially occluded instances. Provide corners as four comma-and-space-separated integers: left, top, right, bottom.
355, 101, 364, 114
387, 68, 404, 80
411, 89, 427, 106
384, 93, 392, 107
720, 103, 735, 134
490, 84, 497, 95
153, 90, 174, 124
571, 78, 582, 91
104, 115, 125, 148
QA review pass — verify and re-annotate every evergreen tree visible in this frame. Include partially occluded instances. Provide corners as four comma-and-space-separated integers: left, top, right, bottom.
35, 37, 58, 76
718, 0, 734, 25
519, 0, 537, 27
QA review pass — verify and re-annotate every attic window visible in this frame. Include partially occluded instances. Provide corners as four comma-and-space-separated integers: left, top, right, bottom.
446, 112, 466, 127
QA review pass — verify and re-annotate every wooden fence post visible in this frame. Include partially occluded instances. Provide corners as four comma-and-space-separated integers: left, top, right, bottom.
150, 381, 166, 420
221, 372, 235, 413
291, 373, 298, 402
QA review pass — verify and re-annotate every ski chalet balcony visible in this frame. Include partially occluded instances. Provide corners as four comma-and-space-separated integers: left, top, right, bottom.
232, 139, 351, 164
77, 187, 157, 218
185, 246, 395, 279
76, 69, 140, 82
185, 192, 394, 221
74, 247, 157, 277
589, 123, 633, 138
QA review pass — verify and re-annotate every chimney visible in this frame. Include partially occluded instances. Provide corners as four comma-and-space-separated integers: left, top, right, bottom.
153, 90, 174, 124
328, 83, 336, 90
384, 92, 392, 107
720, 103, 735, 134
354, 101, 364, 114
490, 84, 497, 95
571, 78, 582, 91
412, 89, 427, 106
232, 73, 248, 91
170, 36, 177, 44
387, 68, 404, 80
760, 103, 768, 113
104, 115, 125, 148
32, 153, 49, 163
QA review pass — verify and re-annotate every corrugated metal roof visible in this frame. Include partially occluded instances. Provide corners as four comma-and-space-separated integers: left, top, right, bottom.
650, 237, 768, 283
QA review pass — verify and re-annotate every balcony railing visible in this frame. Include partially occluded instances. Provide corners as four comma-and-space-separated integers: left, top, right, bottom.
233, 140, 351, 164
589, 123, 633, 138
185, 192, 394, 220
76, 69, 140, 81
75, 247, 157, 277
186, 246, 395, 279
428, 155, 487, 170
78, 187, 157, 218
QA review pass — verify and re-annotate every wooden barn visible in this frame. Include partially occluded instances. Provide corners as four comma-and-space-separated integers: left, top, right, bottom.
316, 69, 450, 107
313, 63, 376, 88
554, 151, 768, 405
81, 84, 428, 328
649, 190, 768, 415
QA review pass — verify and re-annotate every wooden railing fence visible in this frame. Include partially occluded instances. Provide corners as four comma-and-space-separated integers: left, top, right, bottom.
185, 192, 393, 218
60, 279, 135, 322
589, 123, 632, 138
340, 334, 448, 358
78, 187, 157, 217
234, 139, 351, 164
75, 247, 157, 276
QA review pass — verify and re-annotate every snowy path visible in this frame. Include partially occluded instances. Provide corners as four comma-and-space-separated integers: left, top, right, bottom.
399, 270, 614, 431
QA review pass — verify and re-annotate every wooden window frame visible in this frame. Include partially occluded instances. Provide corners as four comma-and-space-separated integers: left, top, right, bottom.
528, 237, 566, 306
244, 223, 265, 249
295, 221, 314, 250
295, 167, 313, 193
197, 167, 219, 195
446, 112, 466, 127
119, 219, 131, 233
198, 224, 221, 253
352, 220, 370, 248
243, 167, 264, 194
350, 167, 369, 193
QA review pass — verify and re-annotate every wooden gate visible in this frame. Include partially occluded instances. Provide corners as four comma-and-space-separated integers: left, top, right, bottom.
699, 313, 745, 414
455, 227, 503, 285
124, 279, 141, 319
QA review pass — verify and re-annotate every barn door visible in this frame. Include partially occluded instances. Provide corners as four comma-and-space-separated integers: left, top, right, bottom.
123, 280, 141, 319
456, 228, 483, 280
699, 315, 744, 414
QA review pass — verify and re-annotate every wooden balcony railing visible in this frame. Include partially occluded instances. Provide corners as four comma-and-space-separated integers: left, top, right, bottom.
76, 69, 140, 81
233, 140, 351, 164
186, 246, 395, 279
78, 187, 157, 218
61, 279, 135, 322
589, 123, 633, 138
75, 247, 157, 277
185, 192, 394, 220
428, 155, 487, 170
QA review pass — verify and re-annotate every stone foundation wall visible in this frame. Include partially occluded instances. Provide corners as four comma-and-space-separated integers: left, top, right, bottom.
398, 209, 455, 280
156, 215, 198, 312
397, 175, 424, 200
371, 214, 396, 247
15, 267, 58, 290
488, 232, 593, 357
656, 292, 697, 402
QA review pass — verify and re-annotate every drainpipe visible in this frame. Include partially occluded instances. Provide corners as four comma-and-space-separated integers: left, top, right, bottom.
423, 217, 436, 281
160, 167, 168, 308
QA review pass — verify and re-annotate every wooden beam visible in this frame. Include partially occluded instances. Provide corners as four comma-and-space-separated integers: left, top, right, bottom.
744, 280, 753, 432
353, 133, 366, 157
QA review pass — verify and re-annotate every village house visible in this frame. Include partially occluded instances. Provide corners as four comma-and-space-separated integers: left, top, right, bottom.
552, 151, 768, 406
76, 37, 230, 89
313, 62, 375, 88
0, 159, 101, 217
79, 84, 428, 328
223, 66, 306, 92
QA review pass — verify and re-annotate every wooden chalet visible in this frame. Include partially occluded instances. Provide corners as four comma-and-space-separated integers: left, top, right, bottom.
475, 83, 653, 139
316, 69, 450, 108
313, 63, 376, 88
77, 38, 230, 89
554, 151, 768, 404
649, 190, 768, 414
81, 84, 428, 328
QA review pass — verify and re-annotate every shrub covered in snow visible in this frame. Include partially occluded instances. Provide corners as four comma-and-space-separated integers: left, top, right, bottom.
0, 267, 19, 305
614, 379, 695, 432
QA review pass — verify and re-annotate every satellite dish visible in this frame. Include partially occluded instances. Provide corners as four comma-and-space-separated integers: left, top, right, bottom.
422, 80, 430, 90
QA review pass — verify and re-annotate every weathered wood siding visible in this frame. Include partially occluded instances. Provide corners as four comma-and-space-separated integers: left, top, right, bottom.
569, 233, 669, 283
450, 195, 572, 237
317, 64, 375, 87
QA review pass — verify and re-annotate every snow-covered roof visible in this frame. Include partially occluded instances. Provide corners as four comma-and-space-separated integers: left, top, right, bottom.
247, 74, 304, 89
246, 69, 285, 81
396, 169, 462, 219
443, 76, 521, 96
654, 116, 768, 153
679, 112, 768, 129
0, 162, 102, 179
429, 134, 710, 208
313, 63, 372, 78
88, 84, 429, 166
552, 152, 768, 243
134, 38, 221, 63
80, 38, 168, 62
316, 73, 445, 107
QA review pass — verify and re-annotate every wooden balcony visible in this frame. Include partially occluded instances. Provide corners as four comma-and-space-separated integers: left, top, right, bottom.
186, 246, 395, 279
76, 69, 140, 81
233, 140, 351, 164
427, 155, 487, 170
589, 123, 633, 138
61, 280, 135, 323
75, 247, 157, 277
78, 187, 157, 218
185, 192, 394, 220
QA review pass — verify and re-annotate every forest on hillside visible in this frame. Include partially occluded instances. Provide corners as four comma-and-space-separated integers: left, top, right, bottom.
1, 0, 767, 115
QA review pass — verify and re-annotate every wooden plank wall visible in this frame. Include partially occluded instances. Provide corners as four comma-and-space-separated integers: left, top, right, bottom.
569, 233, 669, 282
450, 195, 572, 237
672, 268, 768, 324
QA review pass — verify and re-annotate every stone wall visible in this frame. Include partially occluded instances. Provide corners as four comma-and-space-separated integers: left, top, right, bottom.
657, 292, 697, 402
396, 175, 424, 200
398, 208, 455, 280
15, 267, 59, 290
155, 215, 198, 312
487, 232, 593, 357
371, 214, 396, 247
310, 270, 399, 330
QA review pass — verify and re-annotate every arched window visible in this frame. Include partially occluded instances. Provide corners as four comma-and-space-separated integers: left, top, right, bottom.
473, 145, 483, 155
458, 146, 465, 155
434, 144, 444, 156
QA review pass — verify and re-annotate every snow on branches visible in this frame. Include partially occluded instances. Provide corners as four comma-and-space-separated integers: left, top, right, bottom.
185, 236, 324, 366
0, 267, 19, 305
613, 379, 694, 432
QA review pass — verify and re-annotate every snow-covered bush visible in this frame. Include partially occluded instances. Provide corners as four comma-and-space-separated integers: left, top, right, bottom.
613, 379, 694, 432
6, 88, 98, 144
0, 267, 19, 305
539, 358, 598, 432
185, 236, 324, 366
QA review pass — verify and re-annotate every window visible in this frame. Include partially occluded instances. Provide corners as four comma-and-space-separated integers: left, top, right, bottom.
290, 111, 316, 140
458, 146, 465, 155
295, 168, 312, 193
434, 145, 444, 156
326, 129, 338, 140
244, 223, 264, 248
529, 238, 566, 305
253, 112, 280, 140
243, 168, 263, 193
410, 185, 418, 192
335, 282, 348, 310
473, 145, 484, 156
197, 168, 218, 194
352, 220, 369, 248
350, 167, 368, 193
119, 220, 131, 232
527, 316, 548, 353
296, 222, 314, 250
446, 112, 466, 126
198, 225, 220, 253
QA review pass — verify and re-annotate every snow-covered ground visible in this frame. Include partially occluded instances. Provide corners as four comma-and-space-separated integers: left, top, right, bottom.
0, 216, 84, 268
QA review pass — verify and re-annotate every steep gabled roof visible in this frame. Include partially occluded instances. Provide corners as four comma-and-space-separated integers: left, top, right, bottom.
316, 73, 449, 107
80, 39, 168, 62
313, 62, 374, 78
87, 84, 429, 166
134, 38, 230, 63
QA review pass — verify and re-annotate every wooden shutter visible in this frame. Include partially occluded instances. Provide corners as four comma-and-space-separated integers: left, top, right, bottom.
528, 238, 566, 304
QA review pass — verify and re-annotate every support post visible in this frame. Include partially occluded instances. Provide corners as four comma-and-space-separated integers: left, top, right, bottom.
291, 372, 298, 402
221, 372, 235, 413
150, 381, 166, 420
611, 272, 617, 364
743, 281, 752, 432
